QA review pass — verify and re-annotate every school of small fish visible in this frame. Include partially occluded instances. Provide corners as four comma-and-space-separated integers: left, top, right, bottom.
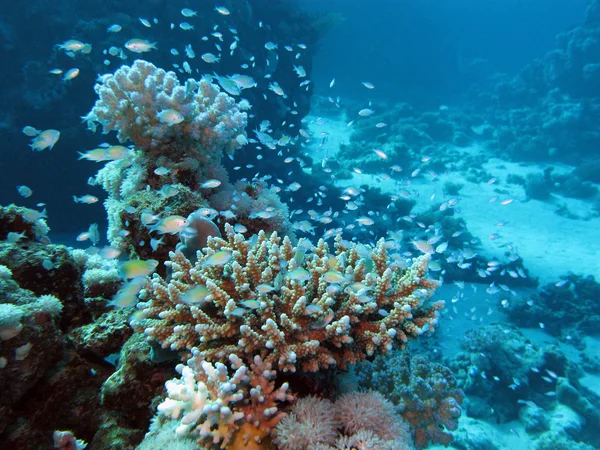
17, 7, 568, 422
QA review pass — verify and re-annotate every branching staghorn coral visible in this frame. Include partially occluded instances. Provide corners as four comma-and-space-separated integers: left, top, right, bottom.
133, 223, 443, 373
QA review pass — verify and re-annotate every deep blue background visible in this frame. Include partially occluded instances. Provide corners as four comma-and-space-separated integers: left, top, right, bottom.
0, 0, 589, 239
306, 0, 587, 104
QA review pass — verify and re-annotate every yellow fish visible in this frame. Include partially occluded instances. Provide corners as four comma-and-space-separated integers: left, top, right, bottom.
62, 68, 80, 82
118, 260, 158, 279
203, 251, 233, 267
149, 216, 187, 234
109, 277, 145, 308
157, 109, 184, 126
29, 129, 60, 151
286, 268, 310, 282
322, 271, 347, 284
57, 40, 85, 52
180, 286, 210, 304
412, 240, 434, 255
78, 148, 110, 162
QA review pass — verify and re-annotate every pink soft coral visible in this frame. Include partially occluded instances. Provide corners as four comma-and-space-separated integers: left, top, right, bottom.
273, 396, 339, 450
273, 392, 413, 450
335, 391, 411, 443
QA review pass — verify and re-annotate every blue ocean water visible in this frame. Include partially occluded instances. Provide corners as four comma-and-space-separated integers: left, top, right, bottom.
0, 1, 599, 449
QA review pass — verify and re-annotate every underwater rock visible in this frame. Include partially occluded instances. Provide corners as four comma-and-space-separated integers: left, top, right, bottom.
0, 204, 50, 244
450, 417, 501, 450
445, 324, 569, 423
68, 309, 133, 359
100, 333, 173, 422
0, 281, 64, 436
534, 428, 595, 450
519, 404, 550, 433
556, 377, 600, 428
478, 0, 600, 170
504, 274, 600, 339
88, 410, 146, 450
0, 241, 87, 330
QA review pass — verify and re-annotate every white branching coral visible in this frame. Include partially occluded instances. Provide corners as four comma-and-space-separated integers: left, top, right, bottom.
133, 224, 443, 373
84, 59, 247, 156
157, 351, 293, 449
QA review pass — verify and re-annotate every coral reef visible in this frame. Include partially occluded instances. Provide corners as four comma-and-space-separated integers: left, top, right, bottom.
0, 205, 160, 449
479, 0, 600, 168
133, 223, 443, 372
355, 351, 464, 448
84, 60, 246, 256
83, 60, 296, 265
504, 274, 600, 340
445, 324, 570, 422
0, 204, 50, 243
131, 222, 444, 448
0, 275, 65, 436
99, 333, 173, 432
507, 167, 598, 201
85, 59, 246, 155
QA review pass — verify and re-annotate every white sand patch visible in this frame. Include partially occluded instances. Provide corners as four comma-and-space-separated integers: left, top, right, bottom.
577, 336, 600, 397
428, 416, 533, 450
450, 154, 600, 286
304, 105, 600, 448
301, 111, 351, 164
425, 282, 506, 358
304, 110, 600, 286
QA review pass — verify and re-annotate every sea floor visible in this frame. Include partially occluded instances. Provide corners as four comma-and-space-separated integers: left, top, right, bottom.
302, 109, 600, 286
301, 104, 600, 449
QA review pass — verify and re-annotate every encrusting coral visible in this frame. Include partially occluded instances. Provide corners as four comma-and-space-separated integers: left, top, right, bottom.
133, 223, 444, 373
356, 351, 464, 448
74, 59, 449, 450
